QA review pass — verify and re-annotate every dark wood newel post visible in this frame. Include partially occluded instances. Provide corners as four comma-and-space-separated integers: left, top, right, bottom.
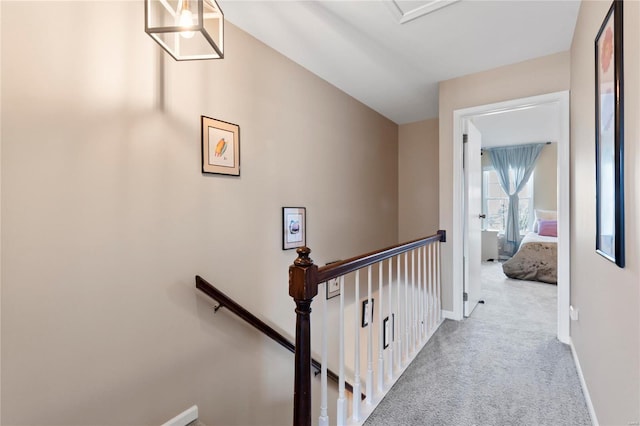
289, 246, 318, 426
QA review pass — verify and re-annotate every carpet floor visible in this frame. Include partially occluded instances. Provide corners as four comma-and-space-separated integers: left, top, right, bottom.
364, 261, 591, 426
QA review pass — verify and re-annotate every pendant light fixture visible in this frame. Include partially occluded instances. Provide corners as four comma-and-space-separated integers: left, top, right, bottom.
145, 0, 224, 60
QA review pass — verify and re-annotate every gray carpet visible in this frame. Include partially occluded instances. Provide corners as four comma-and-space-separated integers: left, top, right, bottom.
364, 261, 591, 426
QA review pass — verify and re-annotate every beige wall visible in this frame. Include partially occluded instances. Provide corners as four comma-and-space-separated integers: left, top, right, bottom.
0, 2, 398, 424
438, 52, 570, 310
398, 118, 439, 241
570, 1, 640, 424
534, 143, 558, 211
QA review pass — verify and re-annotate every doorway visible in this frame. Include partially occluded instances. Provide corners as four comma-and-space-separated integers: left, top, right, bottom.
452, 91, 570, 344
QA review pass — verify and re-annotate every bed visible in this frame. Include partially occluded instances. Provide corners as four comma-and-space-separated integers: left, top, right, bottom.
502, 218, 558, 284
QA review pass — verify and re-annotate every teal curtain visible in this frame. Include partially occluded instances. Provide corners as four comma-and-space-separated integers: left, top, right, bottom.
487, 143, 544, 256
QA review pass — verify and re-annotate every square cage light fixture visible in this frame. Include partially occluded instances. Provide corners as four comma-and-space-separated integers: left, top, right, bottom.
145, 0, 224, 60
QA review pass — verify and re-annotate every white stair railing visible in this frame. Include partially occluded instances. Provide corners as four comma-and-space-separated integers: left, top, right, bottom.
289, 231, 446, 426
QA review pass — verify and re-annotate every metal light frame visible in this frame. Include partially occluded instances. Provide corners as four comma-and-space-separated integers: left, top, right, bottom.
145, 0, 224, 61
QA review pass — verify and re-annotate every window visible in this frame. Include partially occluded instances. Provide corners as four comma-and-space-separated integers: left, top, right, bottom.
482, 169, 533, 233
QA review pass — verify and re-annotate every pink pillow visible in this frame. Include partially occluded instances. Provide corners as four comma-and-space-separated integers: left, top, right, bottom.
538, 220, 558, 237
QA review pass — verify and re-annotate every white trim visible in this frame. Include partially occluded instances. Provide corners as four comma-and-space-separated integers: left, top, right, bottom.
161, 405, 198, 426
385, 0, 461, 25
452, 91, 571, 342
570, 340, 599, 426
556, 91, 571, 344
441, 310, 456, 320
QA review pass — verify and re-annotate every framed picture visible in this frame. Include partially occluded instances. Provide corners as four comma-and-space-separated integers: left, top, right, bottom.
326, 278, 340, 299
201, 116, 240, 176
362, 299, 374, 328
383, 316, 390, 349
325, 261, 341, 299
282, 207, 306, 250
595, 0, 624, 267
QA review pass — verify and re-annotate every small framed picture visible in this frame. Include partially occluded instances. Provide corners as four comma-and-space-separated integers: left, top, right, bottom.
282, 207, 306, 250
201, 115, 240, 176
325, 261, 341, 300
383, 316, 390, 349
326, 278, 340, 299
362, 299, 374, 328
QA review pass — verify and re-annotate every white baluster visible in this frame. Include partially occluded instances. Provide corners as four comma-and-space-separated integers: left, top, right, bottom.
411, 249, 416, 354
436, 242, 442, 321
423, 243, 428, 338
387, 258, 394, 383
395, 255, 401, 370
429, 243, 435, 332
432, 242, 437, 328
319, 282, 328, 426
416, 247, 424, 347
417, 246, 423, 343
353, 271, 361, 422
377, 261, 384, 393
366, 266, 373, 405
337, 276, 346, 426
404, 252, 409, 362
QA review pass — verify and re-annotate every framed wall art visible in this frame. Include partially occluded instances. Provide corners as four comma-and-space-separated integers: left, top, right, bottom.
361, 299, 374, 328
326, 277, 340, 299
282, 207, 306, 250
595, 0, 624, 267
383, 316, 390, 349
325, 261, 341, 300
201, 116, 240, 176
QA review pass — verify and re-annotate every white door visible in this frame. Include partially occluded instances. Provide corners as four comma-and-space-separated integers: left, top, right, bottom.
463, 120, 483, 317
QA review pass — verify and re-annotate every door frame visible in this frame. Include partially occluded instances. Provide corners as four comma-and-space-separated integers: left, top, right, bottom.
451, 90, 570, 344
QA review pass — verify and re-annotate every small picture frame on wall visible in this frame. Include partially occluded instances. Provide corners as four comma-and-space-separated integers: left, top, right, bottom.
594, 0, 624, 267
325, 261, 341, 300
201, 116, 240, 176
326, 277, 340, 299
362, 299, 374, 328
282, 207, 306, 250
383, 316, 390, 349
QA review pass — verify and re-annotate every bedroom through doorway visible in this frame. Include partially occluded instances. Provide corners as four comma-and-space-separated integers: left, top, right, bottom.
454, 91, 570, 343
475, 105, 560, 310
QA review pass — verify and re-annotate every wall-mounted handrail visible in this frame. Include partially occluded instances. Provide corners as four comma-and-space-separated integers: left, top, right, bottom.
289, 230, 446, 426
194, 276, 364, 400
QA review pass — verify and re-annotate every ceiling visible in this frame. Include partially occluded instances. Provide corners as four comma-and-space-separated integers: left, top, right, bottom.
219, 0, 581, 124
472, 103, 560, 148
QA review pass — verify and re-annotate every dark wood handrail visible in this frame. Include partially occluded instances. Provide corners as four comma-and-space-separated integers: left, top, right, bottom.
195, 276, 364, 400
317, 230, 446, 283
289, 230, 446, 426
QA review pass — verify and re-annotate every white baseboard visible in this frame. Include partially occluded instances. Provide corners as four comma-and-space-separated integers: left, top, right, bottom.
570, 340, 598, 426
441, 310, 456, 320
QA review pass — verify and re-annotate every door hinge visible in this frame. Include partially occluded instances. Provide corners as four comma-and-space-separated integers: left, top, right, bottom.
463, 134, 468, 144
463, 292, 468, 302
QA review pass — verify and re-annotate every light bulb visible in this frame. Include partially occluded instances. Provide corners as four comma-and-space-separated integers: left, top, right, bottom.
178, 8, 195, 39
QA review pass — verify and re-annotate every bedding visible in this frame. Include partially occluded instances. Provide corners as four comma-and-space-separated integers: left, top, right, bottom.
502, 231, 557, 284
533, 209, 557, 232
538, 220, 558, 237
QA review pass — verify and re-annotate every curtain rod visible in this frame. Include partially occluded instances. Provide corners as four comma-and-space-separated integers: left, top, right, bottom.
481, 141, 552, 151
